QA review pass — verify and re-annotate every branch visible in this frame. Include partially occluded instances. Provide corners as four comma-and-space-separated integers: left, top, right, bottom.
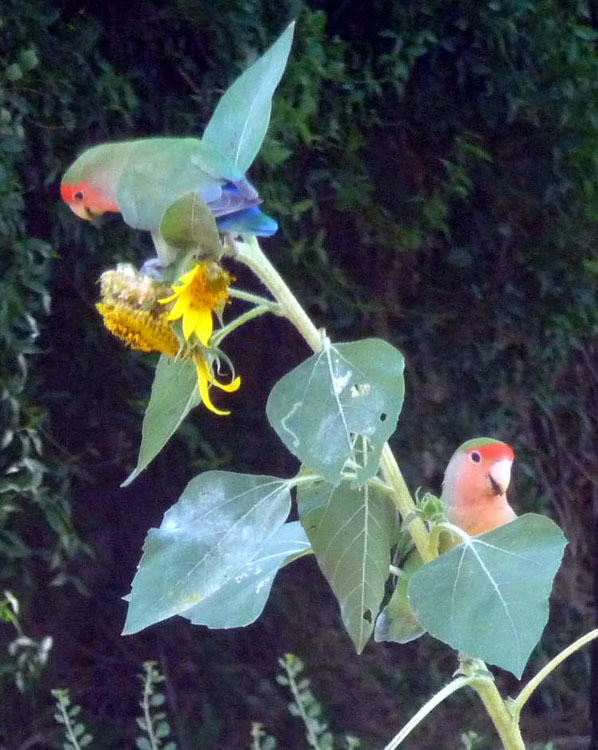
512, 628, 598, 718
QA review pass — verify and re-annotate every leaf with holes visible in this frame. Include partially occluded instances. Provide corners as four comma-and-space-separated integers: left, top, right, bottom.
408, 514, 567, 677
182, 521, 310, 629
297, 479, 398, 652
122, 356, 199, 487
123, 471, 291, 634
266, 339, 405, 485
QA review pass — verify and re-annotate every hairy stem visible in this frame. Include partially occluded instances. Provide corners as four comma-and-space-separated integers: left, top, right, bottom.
237, 238, 322, 351
379, 444, 434, 562
471, 677, 526, 750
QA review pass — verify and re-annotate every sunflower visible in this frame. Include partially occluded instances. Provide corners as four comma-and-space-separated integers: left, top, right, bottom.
96, 263, 240, 416
160, 261, 231, 345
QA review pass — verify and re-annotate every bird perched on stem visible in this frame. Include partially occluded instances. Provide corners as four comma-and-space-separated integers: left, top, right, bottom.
375, 437, 517, 644
60, 138, 277, 267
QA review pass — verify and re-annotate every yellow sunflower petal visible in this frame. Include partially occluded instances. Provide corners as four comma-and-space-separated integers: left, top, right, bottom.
166, 295, 187, 322
195, 357, 230, 416
178, 266, 201, 286
158, 291, 177, 305
182, 308, 202, 340
193, 307, 214, 346
210, 374, 241, 393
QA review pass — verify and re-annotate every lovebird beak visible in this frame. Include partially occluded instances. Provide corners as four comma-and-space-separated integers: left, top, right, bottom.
67, 202, 93, 221
488, 459, 512, 496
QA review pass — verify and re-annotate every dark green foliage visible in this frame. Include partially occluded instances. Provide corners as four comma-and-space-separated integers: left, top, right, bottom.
2, 0, 597, 747
0, 6, 85, 584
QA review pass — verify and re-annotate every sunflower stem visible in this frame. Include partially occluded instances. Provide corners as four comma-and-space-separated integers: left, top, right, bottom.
236, 238, 323, 352
470, 675, 526, 750
228, 287, 280, 309
212, 304, 273, 346
512, 627, 598, 719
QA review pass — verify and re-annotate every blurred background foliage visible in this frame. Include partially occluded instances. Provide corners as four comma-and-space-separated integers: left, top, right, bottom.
1, 0, 597, 747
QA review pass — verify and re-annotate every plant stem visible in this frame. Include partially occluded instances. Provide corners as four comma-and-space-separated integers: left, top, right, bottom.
142, 664, 159, 750
228, 287, 279, 309
512, 627, 598, 718
212, 304, 273, 346
382, 676, 474, 749
53, 691, 82, 750
470, 676, 526, 750
237, 238, 323, 352
283, 657, 323, 750
379, 444, 434, 562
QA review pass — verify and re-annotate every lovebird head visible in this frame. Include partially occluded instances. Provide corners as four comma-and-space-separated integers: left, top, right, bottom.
61, 142, 122, 220
442, 437, 516, 536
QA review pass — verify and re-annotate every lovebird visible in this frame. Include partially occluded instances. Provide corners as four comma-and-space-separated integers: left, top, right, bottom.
375, 437, 516, 643
60, 138, 277, 265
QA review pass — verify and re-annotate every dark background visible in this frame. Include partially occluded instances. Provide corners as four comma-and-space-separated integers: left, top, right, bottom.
2, 0, 597, 747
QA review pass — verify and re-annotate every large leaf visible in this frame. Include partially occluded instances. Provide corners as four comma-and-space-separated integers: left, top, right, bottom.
123, 471, 291, 634
297, 479, 397, 652
182, 521, 310, 629
122, 356, 199, 487
408, 514, 567, 677
267, 339, 405, 485
202, 22, 295, 171
159, 192, 223, 261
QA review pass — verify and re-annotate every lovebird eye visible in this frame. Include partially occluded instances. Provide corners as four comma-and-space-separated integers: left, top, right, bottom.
470, 451, 481, 463
74, 191, 84, 200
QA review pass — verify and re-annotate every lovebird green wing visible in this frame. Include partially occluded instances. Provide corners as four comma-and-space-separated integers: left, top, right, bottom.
115, 138, 232, 231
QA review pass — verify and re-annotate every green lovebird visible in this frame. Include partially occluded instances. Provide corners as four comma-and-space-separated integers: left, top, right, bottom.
61, 138, 277, 265
375, 437, 517, 644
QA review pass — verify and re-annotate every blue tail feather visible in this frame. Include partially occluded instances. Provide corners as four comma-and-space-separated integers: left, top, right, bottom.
216, 206, 278, 237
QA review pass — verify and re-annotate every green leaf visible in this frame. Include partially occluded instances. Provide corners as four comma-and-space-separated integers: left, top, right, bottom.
182, 521, 310, 629
297, 479, 397, 652
136, 738, 152, 750
203, 22, 295, 171
122, 356, 199, 487
408, 515, 567, 677
123, 471, 291, 634
159, 192, 223, 261
266, 339, 405, 485
374, 549, 425, 644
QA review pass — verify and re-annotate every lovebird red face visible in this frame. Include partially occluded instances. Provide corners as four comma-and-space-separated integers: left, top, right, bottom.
462, 441, 515, 498
60, 181, 119, 220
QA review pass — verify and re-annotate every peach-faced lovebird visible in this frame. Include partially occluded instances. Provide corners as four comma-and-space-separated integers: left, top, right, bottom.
375, 437, 516, 644
442, 437, 516, 535
61, 138, 277, 264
